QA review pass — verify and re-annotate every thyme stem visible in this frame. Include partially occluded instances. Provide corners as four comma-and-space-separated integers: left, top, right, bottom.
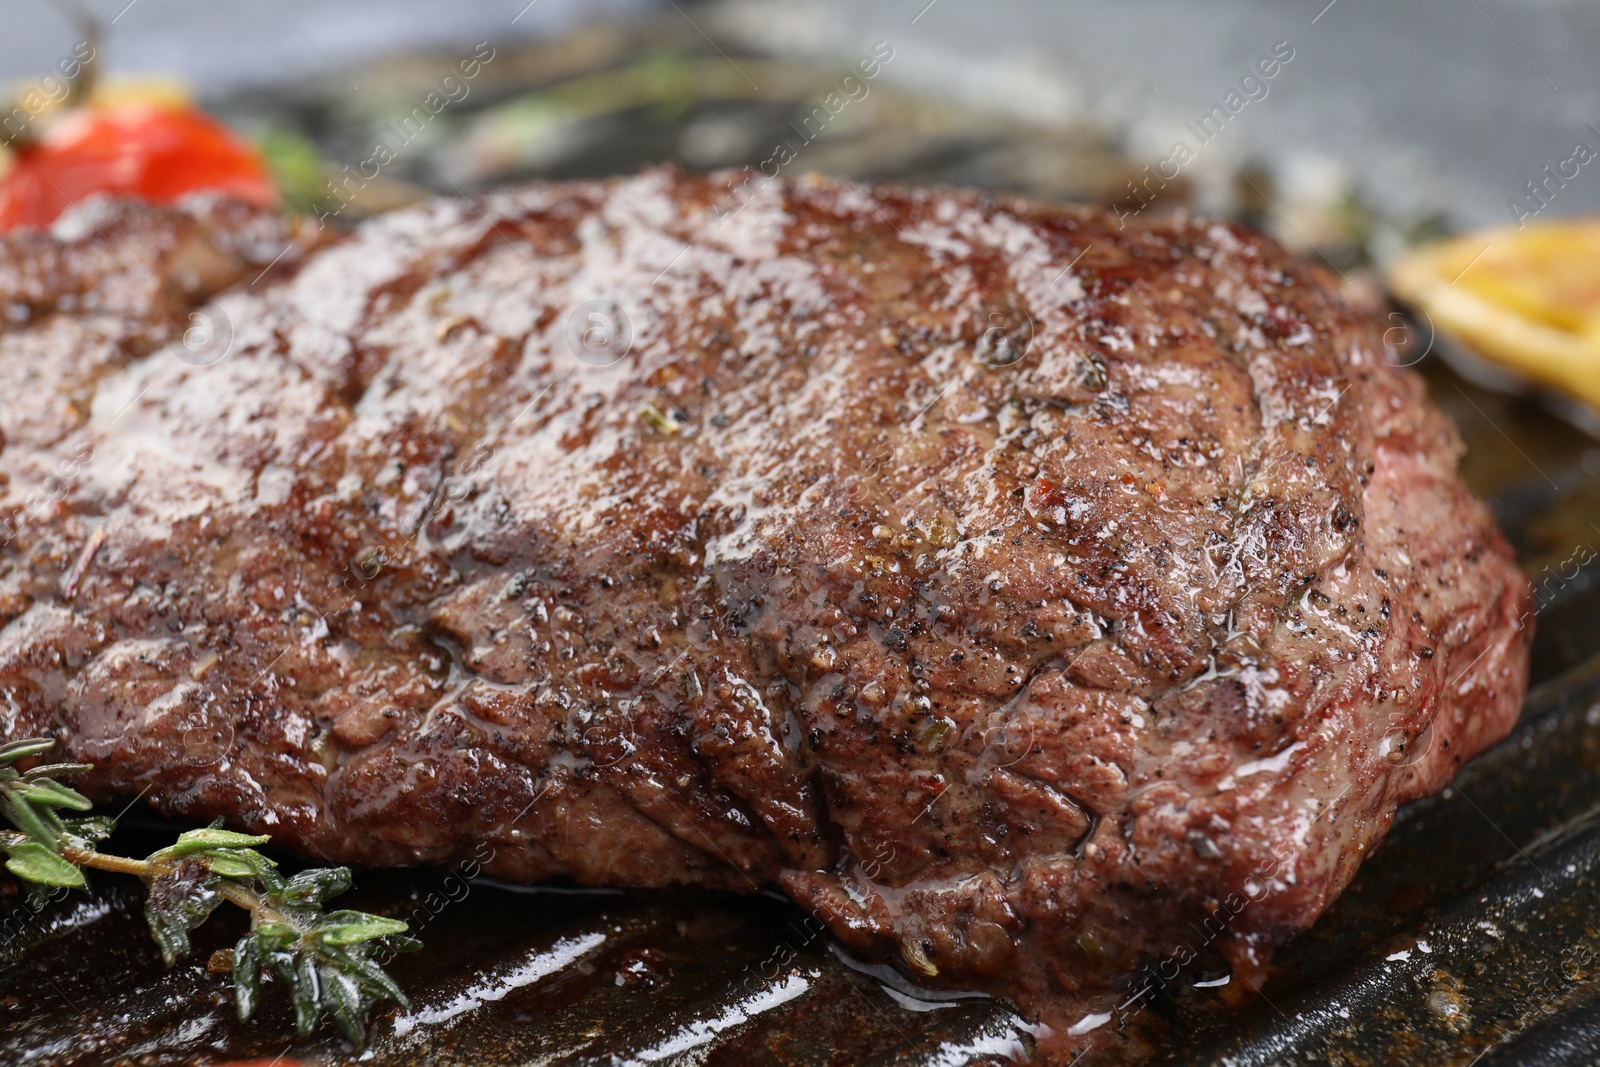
59, 845, 298, 931
59, 844, 156, 878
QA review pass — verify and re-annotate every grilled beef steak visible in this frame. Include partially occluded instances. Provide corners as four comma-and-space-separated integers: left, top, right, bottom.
0, 173, 1531, 1034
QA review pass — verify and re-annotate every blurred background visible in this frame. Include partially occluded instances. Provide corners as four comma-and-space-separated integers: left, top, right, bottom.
4, 0, 1599, 257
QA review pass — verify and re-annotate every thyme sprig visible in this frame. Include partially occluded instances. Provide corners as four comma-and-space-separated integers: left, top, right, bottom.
0, 737, 418, 1044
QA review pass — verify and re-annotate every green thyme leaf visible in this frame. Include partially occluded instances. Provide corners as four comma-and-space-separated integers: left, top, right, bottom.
256, 922, 299, 952
201, 851, 258, 879
265, 947, 297, 987
146, 909, 191, 965
315, 911, 409, 946
2, 792, 63, 850
22, 762, 92, 779
381, 933, 423, 955
63, 815, 117, 850
144, 860, 224, 965
14, 779, 93, 812
323, 966, 367, 1044
148, 825, 272, 864
282, 867, 352, 906
233, 936, 262, 1022
333, 947, 409, 1008
292, 953, 322, 1035
3, 840, 85, 888
247, 852, 286, 894
0, 739, 58, 764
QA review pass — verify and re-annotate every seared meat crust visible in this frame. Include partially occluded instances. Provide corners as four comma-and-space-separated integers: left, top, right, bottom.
0, 174, 1530, 1021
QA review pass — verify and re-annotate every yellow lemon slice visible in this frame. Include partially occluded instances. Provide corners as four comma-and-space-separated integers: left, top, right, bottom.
1388, 220, 1600, 410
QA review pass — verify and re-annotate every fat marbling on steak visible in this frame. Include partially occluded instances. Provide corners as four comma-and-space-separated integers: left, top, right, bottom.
0, 172, 1531, 1025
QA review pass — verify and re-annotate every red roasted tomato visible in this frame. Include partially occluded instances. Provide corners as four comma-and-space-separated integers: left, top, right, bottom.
0, 103, 277, 231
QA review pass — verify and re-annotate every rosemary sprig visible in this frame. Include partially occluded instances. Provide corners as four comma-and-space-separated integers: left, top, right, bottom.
0, 737, 417, 1044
